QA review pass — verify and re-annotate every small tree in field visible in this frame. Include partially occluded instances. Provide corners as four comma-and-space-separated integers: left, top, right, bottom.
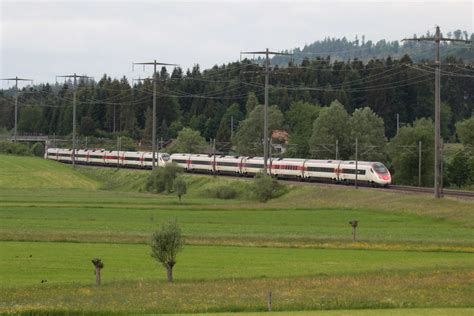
150, 220, 183, 282
91, 258, 104, 286
173, 177, 187, 203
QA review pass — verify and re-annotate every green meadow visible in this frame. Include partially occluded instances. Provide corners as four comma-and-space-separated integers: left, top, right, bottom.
0, 154, 473, 314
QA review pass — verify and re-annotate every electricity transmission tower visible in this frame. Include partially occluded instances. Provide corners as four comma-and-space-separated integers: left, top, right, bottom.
403, 26, 472, 198
1, 76, 33, 142
240, 49, 292, 173
132, 60, 178, 170
56, 73, 93, 168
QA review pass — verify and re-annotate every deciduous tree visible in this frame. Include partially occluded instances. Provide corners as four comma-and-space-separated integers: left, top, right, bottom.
309, 100, 351, 159
150, 220, 184, 282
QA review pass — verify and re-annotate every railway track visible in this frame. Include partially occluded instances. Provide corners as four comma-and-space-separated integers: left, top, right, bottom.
389, 185, 474, 199
275, 177, 474, 199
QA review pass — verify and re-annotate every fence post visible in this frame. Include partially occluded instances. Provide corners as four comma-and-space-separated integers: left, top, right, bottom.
267, 291, 272, 311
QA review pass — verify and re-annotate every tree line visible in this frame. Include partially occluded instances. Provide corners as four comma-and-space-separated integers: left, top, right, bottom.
0, 54, 472, 142
0, 53, 473, 187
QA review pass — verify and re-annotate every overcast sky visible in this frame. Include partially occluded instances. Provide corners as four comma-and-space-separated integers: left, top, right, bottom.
1, 0, 473, 89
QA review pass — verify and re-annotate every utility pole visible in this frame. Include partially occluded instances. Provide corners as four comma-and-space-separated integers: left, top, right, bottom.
1, 77, 33, 142
418, 141, 422, 187
355, 137, 358, 189
396, 113, 400, 135
240, 49, 292, 173
230, 116, 234, 139
440, 140, 444, 197
335, 139, 339, 160
212, 138, 216, 175
403, 27, 471, 198
117, 136, 121, 170
56, 73, 93, 168
133, 60, 178, 170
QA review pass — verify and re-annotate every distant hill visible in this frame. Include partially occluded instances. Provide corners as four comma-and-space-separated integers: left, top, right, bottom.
272, 30, 474, 65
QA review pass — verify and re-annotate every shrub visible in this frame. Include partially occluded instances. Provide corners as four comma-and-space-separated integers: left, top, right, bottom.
173, 177, 187, 202
0, 141, 32, 156
205, 184, 238, 199
145, 163, 182, 193
252, 172, 286, 202
31, 142, 45, 157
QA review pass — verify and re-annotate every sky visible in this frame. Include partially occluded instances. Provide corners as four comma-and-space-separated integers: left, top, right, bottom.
1, 0, 473, 89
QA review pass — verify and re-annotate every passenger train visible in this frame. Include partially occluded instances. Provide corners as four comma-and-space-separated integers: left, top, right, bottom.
45, 148, 391, 186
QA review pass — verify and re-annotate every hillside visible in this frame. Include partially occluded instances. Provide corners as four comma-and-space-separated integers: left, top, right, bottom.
0, 154, 99, 190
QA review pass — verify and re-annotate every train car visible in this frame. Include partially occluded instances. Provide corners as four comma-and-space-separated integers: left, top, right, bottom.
270, 158, 306, 179
187, 154, 214, 173
304, 159, 340, 182
141, 152, 171, 169
170, 153, 191, 170
215, 155, 244, 175
370, 162, 391, 186
338, 161, 371, 184
57, 148, 73, 163
122, 151, 145, 168
76, 149, 91, 164
337, 161, 391, 187
45, 147, 59, 160
87, 149, 106, 165
103, 150, 123, 166
158, 153, 171, 167
241, 157, 266, 175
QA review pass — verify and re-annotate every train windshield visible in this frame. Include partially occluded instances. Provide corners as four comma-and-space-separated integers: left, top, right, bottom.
161, 153, 170, 161
373, 163, 388, 174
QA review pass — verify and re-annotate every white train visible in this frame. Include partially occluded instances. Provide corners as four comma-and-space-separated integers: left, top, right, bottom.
45, 148, 391, 186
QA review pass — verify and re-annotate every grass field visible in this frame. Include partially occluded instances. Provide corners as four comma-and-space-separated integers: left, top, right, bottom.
0, 154, 473, 314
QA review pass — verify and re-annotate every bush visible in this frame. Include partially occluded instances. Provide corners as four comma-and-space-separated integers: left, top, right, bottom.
146, 163, 182, 193
31, 142, 45, 157
173, 176, 187, 202
205, 184, 238, 199
251, 172, 286, 202
0, 141, 32, 156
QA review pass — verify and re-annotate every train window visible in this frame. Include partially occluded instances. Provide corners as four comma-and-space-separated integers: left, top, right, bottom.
373, 163, 388, 173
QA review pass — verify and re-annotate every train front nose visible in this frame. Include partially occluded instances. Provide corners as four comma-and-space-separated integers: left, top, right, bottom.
377, 172, 391, 184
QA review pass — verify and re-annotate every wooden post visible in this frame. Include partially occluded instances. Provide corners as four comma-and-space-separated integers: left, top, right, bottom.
267, 291, 272, 311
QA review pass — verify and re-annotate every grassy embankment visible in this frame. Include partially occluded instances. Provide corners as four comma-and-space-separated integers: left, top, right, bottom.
0, 154, 473, 314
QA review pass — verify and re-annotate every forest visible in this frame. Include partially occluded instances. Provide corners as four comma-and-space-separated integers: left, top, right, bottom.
0, 55, 472, 142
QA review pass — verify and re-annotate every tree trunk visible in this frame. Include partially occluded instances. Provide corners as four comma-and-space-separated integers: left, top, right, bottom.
166, 265, 173, 282
95, 267, 101, 286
